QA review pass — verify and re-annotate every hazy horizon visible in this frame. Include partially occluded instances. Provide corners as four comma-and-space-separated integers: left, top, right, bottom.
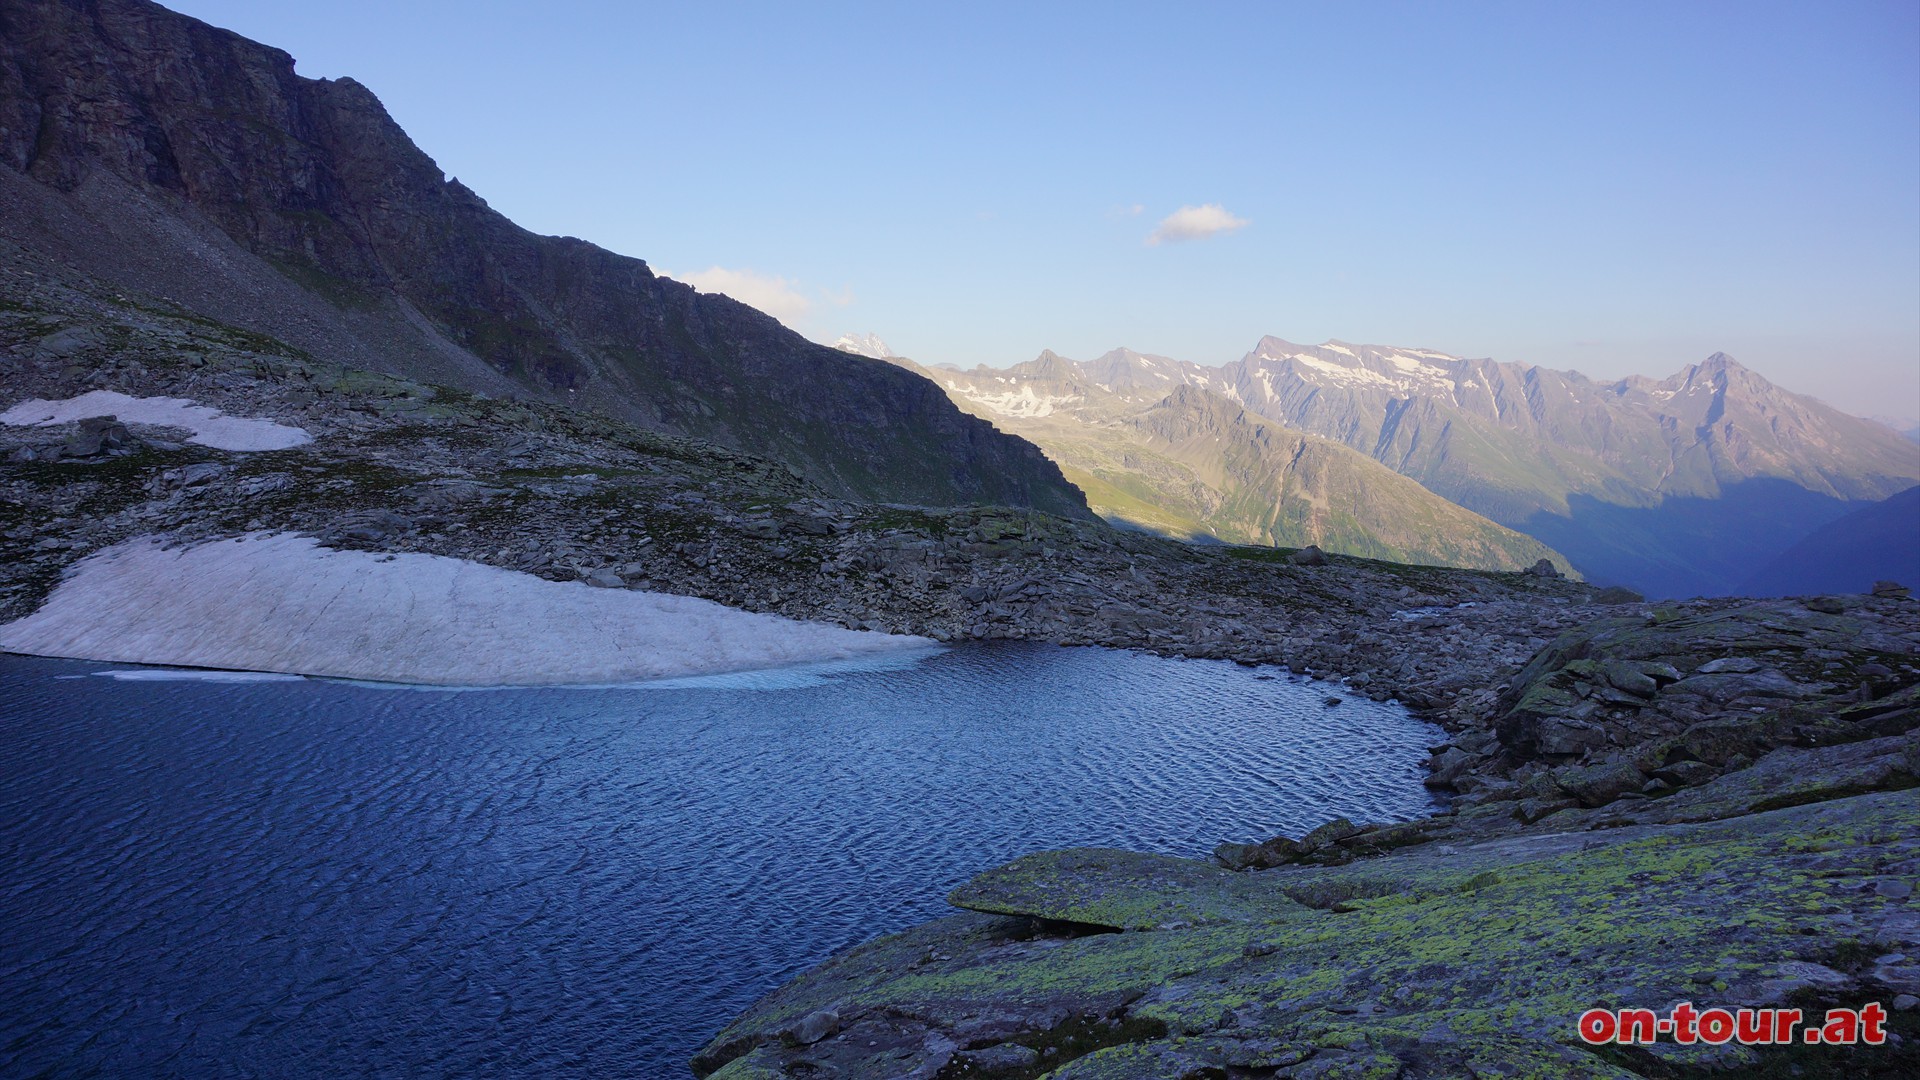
159, 0, 1920, 419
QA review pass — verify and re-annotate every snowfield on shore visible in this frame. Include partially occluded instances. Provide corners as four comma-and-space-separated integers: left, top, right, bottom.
0, 534, 933, 685
1, 391, 312, 451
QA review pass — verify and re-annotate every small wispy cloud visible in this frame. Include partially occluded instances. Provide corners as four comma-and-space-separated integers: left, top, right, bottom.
1147, 203, 1249, 245
1108, 203, 1146, 218
666, 267, 815, 325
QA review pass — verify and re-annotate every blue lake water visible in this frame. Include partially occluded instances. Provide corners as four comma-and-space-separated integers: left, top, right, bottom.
0, 643, 1442, 1078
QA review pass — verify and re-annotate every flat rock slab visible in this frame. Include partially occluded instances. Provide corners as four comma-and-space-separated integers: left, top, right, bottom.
948, 847, 1297, 930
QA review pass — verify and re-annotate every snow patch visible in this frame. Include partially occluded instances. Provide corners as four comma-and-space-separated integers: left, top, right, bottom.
1320, 342, 1357, 357
951, 383, 1081, 418
1383, 353, 1449, 379
1294, 355, 1403, 390
0, 391, 311, 451
0, 534, 934, 686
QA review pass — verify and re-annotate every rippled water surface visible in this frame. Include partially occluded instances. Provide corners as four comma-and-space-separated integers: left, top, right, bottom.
0, 644, 1441, 1077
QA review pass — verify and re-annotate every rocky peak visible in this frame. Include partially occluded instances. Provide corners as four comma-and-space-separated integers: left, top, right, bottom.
0, 0, 1092, 518
1248, 335, 1311, 363
832, 333, 895, 359
1020, 350, 1082, 381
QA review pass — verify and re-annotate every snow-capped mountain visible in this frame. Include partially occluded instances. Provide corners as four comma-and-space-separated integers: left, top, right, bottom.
1217, 338, 1919, 595
904, 339, 1920, 596
888, 351, 1570, 573
832, 333, 897, 359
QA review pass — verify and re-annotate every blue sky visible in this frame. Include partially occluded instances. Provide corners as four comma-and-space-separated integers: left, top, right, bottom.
167, 1, 1918, 417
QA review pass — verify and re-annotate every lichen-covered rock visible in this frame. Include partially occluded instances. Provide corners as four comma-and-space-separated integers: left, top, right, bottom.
948, 849, 1294, 930
696, 788, 1920, 1078
1552, 760, 1646, 807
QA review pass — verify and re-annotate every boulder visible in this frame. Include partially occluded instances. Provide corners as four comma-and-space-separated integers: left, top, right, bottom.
162, 462, 228, 488
1512, 796, 1577, 823
1552, 761, 1646, 807
1288, 545, 1327, 567
62, 416, 134, 457
784, 1009, 840, 1046
1300, 817, 1363, 851
1600, 661, 1661, 698
1425, 747, 1481, 789
584, 569, 625, 589
1534, 716, 1609, 756
1526, 559, 1561, 578
1676, 718, 1774, 766
1214, 836, 1305, 870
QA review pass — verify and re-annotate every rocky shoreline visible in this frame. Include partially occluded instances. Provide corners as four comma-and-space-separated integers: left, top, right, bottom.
696, 593, 1920, 1079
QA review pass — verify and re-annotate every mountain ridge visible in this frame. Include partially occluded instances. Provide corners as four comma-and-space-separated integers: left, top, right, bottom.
893, 353, 1572, 573
943, 337, 1916, 594
0, 0, 1090, 517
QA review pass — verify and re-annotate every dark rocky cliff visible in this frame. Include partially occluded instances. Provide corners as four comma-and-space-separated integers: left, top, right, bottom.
0, 0, 1091, 516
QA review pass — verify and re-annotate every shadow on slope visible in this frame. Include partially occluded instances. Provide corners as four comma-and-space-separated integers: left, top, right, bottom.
1519, 478, 1879, 599
1739, 485, 1920, 597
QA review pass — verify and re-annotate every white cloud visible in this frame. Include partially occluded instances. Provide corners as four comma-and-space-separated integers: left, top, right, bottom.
1146, 203, 1249, 245
667, 267, 814, 324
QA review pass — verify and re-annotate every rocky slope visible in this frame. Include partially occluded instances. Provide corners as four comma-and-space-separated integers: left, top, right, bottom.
0, 0, 1088, 516
696, 591, 1920, 1079
895, 353, 1569, 574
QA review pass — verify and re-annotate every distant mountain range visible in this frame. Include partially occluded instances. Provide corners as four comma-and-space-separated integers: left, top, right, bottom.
903, 341, 1919, 594
892, 351, 1569, 573
0, 0, 1089, 518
